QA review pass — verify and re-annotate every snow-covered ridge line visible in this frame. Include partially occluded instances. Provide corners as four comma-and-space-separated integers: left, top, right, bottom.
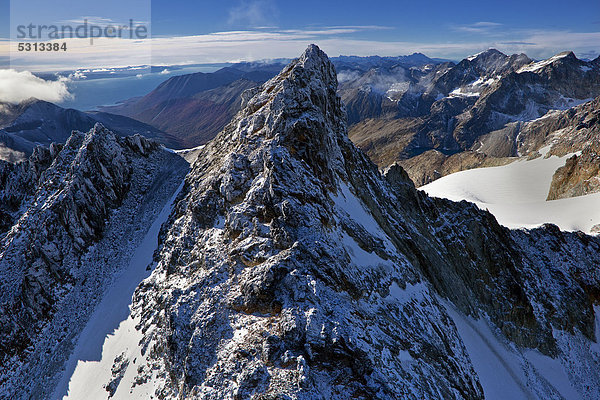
54, 180, 185, 400
0, 125, 189, 399
517, 52, 571, 73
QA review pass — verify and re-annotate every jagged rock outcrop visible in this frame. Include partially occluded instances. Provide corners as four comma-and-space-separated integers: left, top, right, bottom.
0, 143, 60, 233
112, 45, 600, 399
516, 96, 600, 157
0, 124, 188, 398
547, 142, 600, 199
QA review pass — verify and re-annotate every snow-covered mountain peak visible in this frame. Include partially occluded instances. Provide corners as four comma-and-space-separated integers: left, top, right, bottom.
205, 44, 348, 187
517, 51, 581, 73
242, 43, 340, 121
297, 43, 338, 84
466, 48, 506, 62
556, 50, 577, 59
461, 48, 530, 75
127, 45, 488, 398
119, 45, 600, 399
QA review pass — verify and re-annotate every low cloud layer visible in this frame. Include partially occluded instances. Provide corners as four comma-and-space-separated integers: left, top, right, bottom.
0, 70, 72, 104
4, 26, 600, 72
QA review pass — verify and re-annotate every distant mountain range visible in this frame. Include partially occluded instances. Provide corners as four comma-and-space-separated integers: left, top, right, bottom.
3, 50, 599, 195
0, 100, 182, 162
347, 49, 600, 184
97, 49, 600, 174
100, 66, 280, 147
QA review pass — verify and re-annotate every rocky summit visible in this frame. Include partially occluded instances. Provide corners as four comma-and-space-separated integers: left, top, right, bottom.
1, 45, 600, 399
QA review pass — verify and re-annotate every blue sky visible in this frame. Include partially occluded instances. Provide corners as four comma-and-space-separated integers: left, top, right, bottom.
1, 0, 600, 70
148, 0, 600, 41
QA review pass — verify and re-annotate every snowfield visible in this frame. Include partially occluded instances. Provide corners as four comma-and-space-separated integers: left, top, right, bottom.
421, 149, 600, 233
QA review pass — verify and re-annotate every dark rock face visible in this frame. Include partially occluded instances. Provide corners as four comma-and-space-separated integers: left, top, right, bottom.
515, 96, 600, 157
0, 143, 59, 233
122, 45, 600, 399
0, 124, 189, 398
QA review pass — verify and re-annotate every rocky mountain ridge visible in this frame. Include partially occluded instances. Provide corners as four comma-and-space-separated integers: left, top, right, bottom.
97, 45, 599, 399
0, 124, 188, 398
547, 142, 600, 200
349, 50, 600, 186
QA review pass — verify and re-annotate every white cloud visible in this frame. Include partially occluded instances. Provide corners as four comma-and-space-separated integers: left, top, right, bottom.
228, 0, 279, 27
58, 17, 119, 25
0, 70, 72, 104
453, 21, 503, 34
146, 29, 600, 64
69, 70, 87, 79
5, 26, 600, 71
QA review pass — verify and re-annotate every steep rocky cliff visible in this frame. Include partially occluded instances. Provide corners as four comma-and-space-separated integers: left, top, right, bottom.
547, 142, 600, 200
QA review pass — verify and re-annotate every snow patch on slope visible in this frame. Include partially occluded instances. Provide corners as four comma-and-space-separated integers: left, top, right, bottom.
449, 76, 499, 98
517, 53, 570, 73
333, 182, 387, 240
450, 87, 480, 97
466, 51, 484, 61
53, 180, 184, 399
421, 151, 600, 233
444, 301, 583, 399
